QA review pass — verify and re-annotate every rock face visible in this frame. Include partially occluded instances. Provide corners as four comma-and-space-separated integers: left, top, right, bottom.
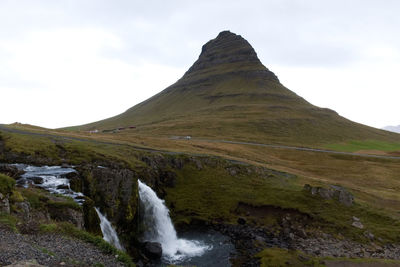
48, 205, 84, 229
143, 242, 162, 259
0, 192, 10, 214
185, 31, 277, 81
303, 184, 354, 206
76, 165, 139, 251
0, 164, 25, 179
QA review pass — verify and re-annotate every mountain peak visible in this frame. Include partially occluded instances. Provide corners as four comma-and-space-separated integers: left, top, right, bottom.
185, 30, 266, 76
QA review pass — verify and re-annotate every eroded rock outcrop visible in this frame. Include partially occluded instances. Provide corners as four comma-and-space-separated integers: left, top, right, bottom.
303, 184, 354, 206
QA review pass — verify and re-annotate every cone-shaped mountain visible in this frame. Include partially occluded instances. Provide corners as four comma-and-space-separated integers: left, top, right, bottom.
70, 31, 400, 145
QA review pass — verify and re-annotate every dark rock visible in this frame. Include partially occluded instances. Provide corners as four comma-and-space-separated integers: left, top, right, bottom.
237, 217, 246, 225
296, 229, 307, 238
61, 163, 70, 168
56, 184, 69, 190
330, 185, 354, 206
160, 171, 176, 187
143, 242, 162, 259
192, 158, 203, 170
298, 254, 310, 262
63, 172, 78, 179
303, 184, 354, 206
15, 201, 31, 221
31, 177, 44, 184
82, 198, 101, 235
185, 31, 278, 82
0, 164, 25, 179
48, 205, 84, 229
0, 192, 10, 214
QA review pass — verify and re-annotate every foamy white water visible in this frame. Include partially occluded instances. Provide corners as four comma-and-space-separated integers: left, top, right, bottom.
138, 179, 211, 262
95, 208, 125, 251
16, 164, 84, 204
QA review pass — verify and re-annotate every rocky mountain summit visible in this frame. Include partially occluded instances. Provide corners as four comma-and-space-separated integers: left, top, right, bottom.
184, 30, 278, 81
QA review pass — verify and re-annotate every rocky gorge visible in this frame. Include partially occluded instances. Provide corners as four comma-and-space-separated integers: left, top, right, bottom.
1, 141, 400, 266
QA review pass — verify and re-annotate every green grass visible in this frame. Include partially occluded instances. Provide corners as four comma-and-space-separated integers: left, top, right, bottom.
326, 140, 400, 152
1, 132, 59, 159
257, 248, 322, 266
0, 131, 146, 169
47, 199, 81, 211
20, 188, 47, 209
164, 161, 400, 243
0, 212, 19, 232
0, 173, 15, 195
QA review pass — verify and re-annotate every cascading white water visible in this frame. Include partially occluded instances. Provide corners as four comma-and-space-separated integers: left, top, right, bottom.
95, 208, 125, 251
138, 180, 211, 262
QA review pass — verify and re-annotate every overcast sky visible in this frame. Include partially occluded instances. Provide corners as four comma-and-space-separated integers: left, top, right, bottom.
1, 0, 399, 129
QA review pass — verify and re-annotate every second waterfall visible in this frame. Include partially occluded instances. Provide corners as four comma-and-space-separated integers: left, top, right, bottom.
138, 180, 211, 263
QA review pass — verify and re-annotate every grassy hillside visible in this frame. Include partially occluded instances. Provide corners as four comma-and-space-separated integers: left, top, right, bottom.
66, 31, 400, 146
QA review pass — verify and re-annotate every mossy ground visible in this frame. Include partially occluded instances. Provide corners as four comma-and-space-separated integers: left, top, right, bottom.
2, 126, 400, 263
0, 173, 15, 195
165, 162, 400, 244
325, 140, 400, 153
256, 248, 400, 267
0, 212, 19, 232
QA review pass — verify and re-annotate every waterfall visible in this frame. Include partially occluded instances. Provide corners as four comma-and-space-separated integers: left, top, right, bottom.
138, 180, 211, 262
95, 208, 125, 251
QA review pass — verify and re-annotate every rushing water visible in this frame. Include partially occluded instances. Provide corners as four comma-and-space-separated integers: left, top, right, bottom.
95, 208, 125, 251
14, 164, 124, 251
138, 180, 235, 265
13, 165, 234, 264
14, 164, 85, 204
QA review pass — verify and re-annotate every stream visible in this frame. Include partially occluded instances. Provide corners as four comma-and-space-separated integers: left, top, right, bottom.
13, 164, 235, 266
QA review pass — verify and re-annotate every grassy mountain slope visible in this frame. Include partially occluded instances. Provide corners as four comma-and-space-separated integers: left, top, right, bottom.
67, 31, 400, 146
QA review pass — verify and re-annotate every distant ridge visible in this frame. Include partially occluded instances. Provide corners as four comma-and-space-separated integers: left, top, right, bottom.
67, 31, 400, 146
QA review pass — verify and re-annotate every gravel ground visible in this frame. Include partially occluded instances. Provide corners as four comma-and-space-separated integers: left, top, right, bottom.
0, 227, 125, 267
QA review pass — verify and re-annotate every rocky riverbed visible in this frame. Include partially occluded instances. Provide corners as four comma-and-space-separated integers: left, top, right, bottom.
0, 226, 124, 267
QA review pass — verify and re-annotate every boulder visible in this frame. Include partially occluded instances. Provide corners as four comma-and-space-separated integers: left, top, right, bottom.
303, 184, 354, 206
48, 206, 84, 229
61, 163, 70, 168
364, 231, 374, 240
15, 201, 31, 221
237, 217, 246, 225
0, 192, 10, 214
56, 184, 69, 190
31, 177, 44, 184
143, 242, 162, 259
0, 164, 25, 179
352, 217, 364, 229
330, 185, 354, 206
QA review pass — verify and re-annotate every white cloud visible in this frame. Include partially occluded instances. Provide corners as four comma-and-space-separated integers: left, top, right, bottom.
0, 27, 184, 128
1, 0, 400, 128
